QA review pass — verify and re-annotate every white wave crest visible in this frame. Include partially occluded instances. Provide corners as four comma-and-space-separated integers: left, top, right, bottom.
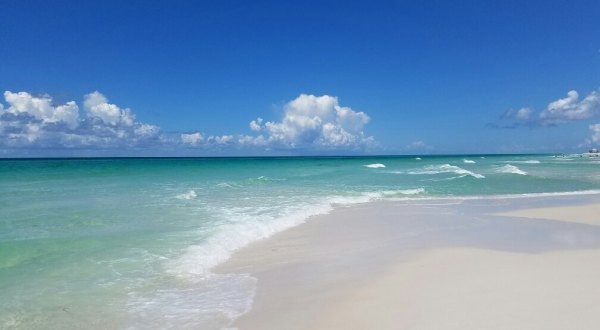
176, 190, 197, 200
246, 176, 277, 184
365, 163, 386, 168
169, 187, 429, 277
168, 186, 600, 280
363, 188, 426, 198
170, 194, 381, 276
503, 160, 540, 164
409, 164, 485, 179
384, 188, 426, 196
463, 159, 476, 163
496, 164, 527, 175
415, 157, 422, 160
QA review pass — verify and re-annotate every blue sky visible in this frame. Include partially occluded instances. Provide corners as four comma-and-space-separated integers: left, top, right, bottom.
1, 0, 599, 156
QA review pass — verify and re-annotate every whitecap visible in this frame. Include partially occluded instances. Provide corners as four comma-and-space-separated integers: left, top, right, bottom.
364, 163, 386, 168
176, 190, 197, 200
415, 157, 422, 160
463, 159, 476, 164
503, 160, 540, 164
246, 176, 283, 184
496, 164, 527, 175
408, 164, 485, 179
385, 188, 426, 195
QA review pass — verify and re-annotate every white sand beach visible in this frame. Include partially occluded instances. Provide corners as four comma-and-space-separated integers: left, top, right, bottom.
218, 196, 600, 329
498, 202, 600, 226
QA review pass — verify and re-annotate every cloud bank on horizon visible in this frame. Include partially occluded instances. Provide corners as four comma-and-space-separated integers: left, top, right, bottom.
0, 91, 375, 153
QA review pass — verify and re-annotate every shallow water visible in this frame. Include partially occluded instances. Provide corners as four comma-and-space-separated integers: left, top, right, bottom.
1, 155, 599, 328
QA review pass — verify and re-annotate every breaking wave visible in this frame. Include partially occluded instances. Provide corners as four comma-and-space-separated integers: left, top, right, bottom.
176, 190, 197, 200
502, 160, 540, 164
496, 164, 527, 175
408, 164, 485, 179
365, 163, 386, 168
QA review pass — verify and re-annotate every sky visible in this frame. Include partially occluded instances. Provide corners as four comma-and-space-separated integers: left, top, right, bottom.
1, 0, 600, 156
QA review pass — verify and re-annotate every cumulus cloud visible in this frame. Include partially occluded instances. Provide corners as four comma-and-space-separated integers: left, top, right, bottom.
253, 94, 374, 148
0, 91, 160, 149
502, 107, 532, 121
496, 89, 600, 129
204, 135, 235, 145
84, 91, 135, 126
249, 118, 263, 131
4, 91, 79, 128
180, 132, 203, 145
589, 124, 600, 144
539, 90, 600, 124
1, 91, 376, 153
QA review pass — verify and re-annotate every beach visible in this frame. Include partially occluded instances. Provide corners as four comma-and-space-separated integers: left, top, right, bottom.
3, 156, 600, 329
218, 195, 600, 329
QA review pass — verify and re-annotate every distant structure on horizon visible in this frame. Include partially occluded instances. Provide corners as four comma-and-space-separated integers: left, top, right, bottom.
587, 148, 599, 157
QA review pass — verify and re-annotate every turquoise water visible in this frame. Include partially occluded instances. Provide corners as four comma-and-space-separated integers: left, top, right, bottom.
1, 155, 600, 329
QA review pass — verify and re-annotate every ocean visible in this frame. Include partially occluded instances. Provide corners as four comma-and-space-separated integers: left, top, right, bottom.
1, 154, 599, 329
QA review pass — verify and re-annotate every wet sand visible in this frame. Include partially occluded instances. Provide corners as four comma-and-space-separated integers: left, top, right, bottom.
217, 195, 600, 329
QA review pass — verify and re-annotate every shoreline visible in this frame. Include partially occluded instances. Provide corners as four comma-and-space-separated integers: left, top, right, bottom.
217, 195, 600, 329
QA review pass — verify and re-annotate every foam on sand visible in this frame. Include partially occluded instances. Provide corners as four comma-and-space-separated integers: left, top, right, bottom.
220, 197, 600, 330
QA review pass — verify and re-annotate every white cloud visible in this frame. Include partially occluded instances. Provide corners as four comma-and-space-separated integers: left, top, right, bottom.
84, 91, 135, 126
3, 91, 79, 128
214, 135, 233, 144
205, 135, 235, 145
1, 91, 160, 148
181, 132, 203, 145
237, 134, 267, 146
249, 118, 263, 131
502, 107, 532, 121
135, 123, 161, 137
589, 124, 600, 144
261, 94, 373, 148
539, 90, 600, 124
1, 91, 377, 153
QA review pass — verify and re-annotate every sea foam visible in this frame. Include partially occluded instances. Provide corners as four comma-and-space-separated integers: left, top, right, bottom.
502, 160, 540, 164
496, 164, 527, 175
172, 196, 365, 276
365, 163, 386, 168
176, 190, 197, 200
409, 164, 485, 179
463, 159, 476, 163
380, 188, 426, 196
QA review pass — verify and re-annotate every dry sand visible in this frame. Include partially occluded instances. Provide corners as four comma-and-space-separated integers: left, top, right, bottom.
217, 197, 600, 329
